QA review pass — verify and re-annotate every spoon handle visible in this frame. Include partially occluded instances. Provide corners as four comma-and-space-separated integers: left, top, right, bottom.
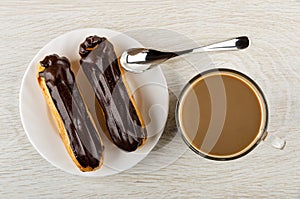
147, 36, 249, 61
176, 36, 249, 55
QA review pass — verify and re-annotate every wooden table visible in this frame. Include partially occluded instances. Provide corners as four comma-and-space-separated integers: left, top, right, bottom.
1, 0, 299, 198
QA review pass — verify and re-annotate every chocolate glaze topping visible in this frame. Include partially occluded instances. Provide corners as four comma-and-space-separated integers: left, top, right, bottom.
80, 36, 147, 152
39, 54, 103, 169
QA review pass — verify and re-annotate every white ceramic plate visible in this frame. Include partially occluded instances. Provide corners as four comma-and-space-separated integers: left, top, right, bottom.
19, 28, 169, 177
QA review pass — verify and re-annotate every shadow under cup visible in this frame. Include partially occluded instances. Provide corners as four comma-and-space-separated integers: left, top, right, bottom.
175, 68, 285, 160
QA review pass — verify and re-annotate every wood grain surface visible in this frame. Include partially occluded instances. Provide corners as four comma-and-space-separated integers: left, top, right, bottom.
0, 0, 299, 198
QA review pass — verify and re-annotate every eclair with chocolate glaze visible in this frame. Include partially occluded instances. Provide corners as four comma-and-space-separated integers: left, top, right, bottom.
79, 36, 147, 152
37, 54, 104, 172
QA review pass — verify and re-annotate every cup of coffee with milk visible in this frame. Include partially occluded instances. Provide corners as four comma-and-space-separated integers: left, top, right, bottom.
176, 68, 286, 160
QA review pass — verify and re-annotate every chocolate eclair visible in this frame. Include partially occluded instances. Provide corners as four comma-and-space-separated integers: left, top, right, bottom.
38, 54, 104, 172
79, 36, 147, 152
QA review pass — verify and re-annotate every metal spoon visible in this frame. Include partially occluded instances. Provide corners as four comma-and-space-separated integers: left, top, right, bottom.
120, 36, 249, 73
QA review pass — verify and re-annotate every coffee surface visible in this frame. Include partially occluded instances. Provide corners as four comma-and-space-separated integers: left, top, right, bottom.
178, 71, 264, 158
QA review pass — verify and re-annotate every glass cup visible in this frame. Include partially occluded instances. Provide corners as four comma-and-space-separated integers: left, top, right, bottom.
175, 68, 286, 160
